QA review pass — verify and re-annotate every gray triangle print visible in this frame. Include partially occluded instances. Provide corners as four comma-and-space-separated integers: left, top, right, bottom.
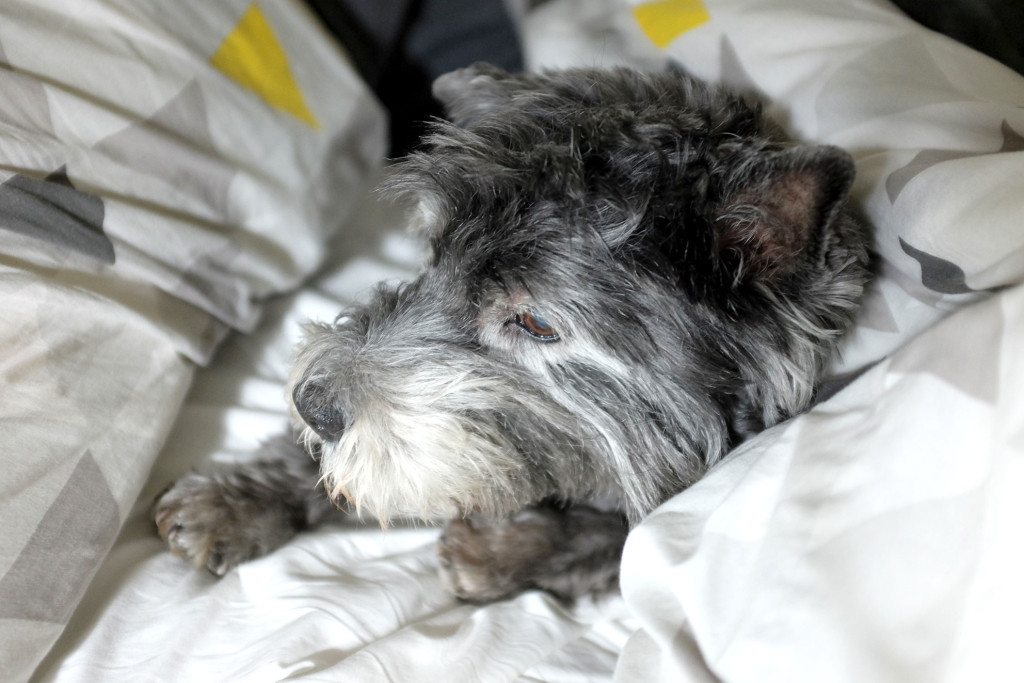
899, 237, 973, 294
0, 451, 121, 624
0, 165, 112, 263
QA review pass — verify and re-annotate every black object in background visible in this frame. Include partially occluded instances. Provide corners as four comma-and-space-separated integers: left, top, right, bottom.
890, 0, 1024, 75
302, 0, 524, 157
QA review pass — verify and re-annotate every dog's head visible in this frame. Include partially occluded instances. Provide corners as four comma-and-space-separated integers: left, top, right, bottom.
290, 64, 870, 523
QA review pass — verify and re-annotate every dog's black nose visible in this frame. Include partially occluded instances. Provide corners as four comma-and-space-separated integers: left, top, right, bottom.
292, 381, 347, 441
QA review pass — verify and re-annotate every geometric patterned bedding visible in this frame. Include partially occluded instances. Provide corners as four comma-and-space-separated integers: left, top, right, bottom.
7, 0, 1024, 681
0, 1, 383, 679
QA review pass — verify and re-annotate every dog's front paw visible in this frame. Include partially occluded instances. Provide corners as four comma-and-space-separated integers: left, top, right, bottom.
438, 505, 629, 603
438, 510, 570, 603
438, 517, 527, 603
154, 471, 302, 576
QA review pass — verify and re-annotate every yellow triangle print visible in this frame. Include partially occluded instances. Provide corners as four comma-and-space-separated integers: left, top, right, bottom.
211, 3, 320, 128
633, 0, 710, 48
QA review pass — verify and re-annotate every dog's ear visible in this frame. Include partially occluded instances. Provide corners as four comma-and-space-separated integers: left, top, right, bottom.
432, 62, 517, 128
710, 144, 855, 281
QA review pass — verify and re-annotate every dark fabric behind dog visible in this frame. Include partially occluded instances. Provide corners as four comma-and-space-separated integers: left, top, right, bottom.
301, 0, 523, 157
299, 0, 1023, 157
891, 0, 1024, 75
299, 0, 1024, 157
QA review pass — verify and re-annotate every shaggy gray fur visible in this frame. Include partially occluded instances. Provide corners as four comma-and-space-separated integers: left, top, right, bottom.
155, 64, 870, 602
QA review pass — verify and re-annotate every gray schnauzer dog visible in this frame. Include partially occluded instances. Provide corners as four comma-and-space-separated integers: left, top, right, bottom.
155, 63, 870, 603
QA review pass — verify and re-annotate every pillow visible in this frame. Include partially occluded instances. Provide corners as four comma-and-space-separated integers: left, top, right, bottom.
0, 1, 385, 679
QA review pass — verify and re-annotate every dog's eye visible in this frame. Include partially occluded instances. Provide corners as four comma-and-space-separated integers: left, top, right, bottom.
514, 312, 560, 341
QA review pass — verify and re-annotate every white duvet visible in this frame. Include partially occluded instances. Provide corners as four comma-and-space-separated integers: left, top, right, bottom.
32, 1, 1024, 681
